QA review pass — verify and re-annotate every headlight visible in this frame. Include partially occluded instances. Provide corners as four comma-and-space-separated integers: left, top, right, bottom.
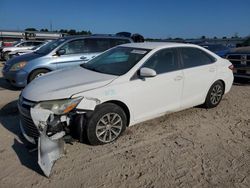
36, 97, 83, 115
10, 61, 27, 71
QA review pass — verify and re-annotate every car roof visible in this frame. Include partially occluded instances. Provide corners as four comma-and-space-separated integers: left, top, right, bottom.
120, 42, 199, 50
61, 35, 132, 41
20, 40, 44, 43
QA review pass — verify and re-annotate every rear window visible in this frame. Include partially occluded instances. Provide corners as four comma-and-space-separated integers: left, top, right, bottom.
85, 38, 131, 53
33, 41, 43, 46
180, 47, 216, 69
110, 38, 130, 47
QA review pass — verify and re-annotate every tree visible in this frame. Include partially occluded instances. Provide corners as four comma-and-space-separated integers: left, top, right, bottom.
40, 28, 49, 32
201, 36, 206, 39
213, 36, 217, 39
25, 28, 37, 31
68, 29, 76, 35
222, 36, 227, 39
59, 29, 68, 33
231, 32, 239, 39
241, 37, 250, 47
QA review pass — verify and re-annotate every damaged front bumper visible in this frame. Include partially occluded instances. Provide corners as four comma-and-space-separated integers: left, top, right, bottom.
19, 96, 100, 177
20, 121, 36, 144
30, 108, 67, 177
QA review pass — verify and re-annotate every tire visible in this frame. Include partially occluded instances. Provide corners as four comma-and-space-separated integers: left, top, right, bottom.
85, 103, 127, 145
28, 69, 49, 83
3, 51, 10, 61
203, 81, 224, 108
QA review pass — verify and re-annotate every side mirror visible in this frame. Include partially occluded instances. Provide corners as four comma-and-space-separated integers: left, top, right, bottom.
139, 67, 157, 78
56, 49, 66, 56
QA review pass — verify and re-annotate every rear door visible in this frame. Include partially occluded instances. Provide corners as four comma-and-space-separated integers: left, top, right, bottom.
179, 47, 217, 108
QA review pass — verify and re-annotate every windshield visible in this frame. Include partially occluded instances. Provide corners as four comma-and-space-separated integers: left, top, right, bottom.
81, 46, 150, 76
13, 41, 21, 46
35, 38, 66, 54
31, 43, 44, 50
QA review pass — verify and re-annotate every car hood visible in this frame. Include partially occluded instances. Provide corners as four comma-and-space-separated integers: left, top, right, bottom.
5, 52, 44, 67
2, 46, 16, 51
22, 66, 118, 101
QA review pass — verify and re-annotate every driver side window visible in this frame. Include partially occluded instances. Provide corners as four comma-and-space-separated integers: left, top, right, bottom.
60, 39, 86, 55
142, 48, 179, 74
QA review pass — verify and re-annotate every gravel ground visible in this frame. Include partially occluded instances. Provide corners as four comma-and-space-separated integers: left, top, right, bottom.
0, 66, 249, 188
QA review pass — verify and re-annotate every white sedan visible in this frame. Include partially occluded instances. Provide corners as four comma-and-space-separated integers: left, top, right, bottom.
19, 42, 233, 176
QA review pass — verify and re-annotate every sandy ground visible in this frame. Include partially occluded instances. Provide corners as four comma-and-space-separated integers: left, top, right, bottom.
0, 64, 249, 188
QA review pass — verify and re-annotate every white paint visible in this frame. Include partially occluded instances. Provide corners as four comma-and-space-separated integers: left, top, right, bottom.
23, 42, 234, 127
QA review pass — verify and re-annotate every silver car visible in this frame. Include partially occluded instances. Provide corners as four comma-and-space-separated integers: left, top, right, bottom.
2, 35, 133, 87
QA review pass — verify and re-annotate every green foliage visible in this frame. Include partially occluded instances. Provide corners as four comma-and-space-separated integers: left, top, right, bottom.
25, 28, 37, 31
59, 29, 91, 35
25, 27, 91, 35
241, 37, 250, 46
40, 28, 49, 32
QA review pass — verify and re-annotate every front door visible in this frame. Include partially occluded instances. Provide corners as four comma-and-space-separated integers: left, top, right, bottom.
128, 48, 184, 122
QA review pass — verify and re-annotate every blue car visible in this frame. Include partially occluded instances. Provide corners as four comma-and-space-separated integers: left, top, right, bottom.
2, 35, 133, 87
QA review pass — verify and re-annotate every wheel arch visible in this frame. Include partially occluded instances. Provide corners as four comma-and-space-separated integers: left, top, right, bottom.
28, 67, 52, 82
214, 79, 226, 94
103, 100, 131, 127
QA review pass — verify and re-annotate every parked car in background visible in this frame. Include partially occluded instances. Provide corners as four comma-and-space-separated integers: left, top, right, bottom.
200, 43, 231, 57
225, 46, 250, 80
18, 42, 233, 176
2, 35, 136, 87
8, 40, 52, 59
0, 40, 44, 61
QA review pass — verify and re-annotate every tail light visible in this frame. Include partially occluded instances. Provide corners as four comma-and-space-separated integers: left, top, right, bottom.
228, 64, 234, 71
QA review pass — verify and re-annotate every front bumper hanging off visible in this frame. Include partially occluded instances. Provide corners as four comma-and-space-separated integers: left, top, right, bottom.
30, 108, 66, 177
21, 96, 100, 177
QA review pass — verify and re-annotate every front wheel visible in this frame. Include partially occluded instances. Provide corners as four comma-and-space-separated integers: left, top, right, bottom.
85, 103, 127, 145
203, 81, 224, 108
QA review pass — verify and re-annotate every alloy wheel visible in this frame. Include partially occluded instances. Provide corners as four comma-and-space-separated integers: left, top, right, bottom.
95, 113, 123, 143
210, 84, 223, 105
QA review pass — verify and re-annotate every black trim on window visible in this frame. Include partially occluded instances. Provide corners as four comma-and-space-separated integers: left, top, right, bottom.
130, 47, 181, 81
177, 47, 217, 69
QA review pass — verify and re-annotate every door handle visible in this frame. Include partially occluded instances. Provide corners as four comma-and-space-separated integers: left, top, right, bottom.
174, 76, 183, 81
80, 56, 89, 61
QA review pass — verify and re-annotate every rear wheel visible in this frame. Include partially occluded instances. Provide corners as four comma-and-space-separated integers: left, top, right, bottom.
203, 81, 224, 108
85, 103, 127, 145
28, 69, 50, 83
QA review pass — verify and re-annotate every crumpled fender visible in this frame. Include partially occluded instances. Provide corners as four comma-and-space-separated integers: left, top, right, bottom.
30, 108, 65, 177
76, 96, 101, 111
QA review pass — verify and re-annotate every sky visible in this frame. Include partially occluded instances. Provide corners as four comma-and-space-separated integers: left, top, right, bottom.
0, 0, 250, 39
